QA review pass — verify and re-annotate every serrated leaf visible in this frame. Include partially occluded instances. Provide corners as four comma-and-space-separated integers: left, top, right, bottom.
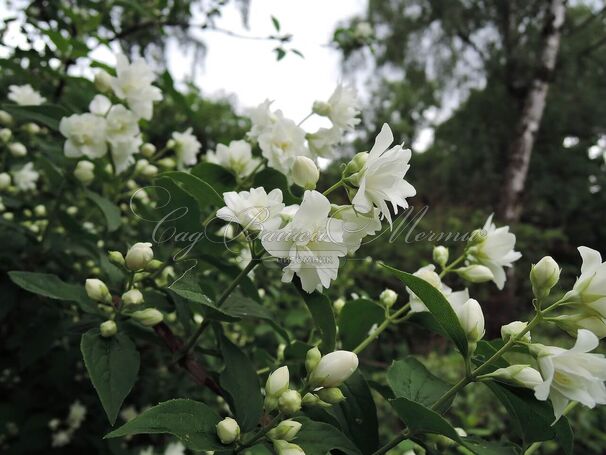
84, 190, 121, 232
218, 334, 263, 431
168, 281, 238, 322
81, 330, 140, 425
104, 399, 225, 451
382, 264, 468, 357
387, 357, 453, 412
338, 299, 385, 350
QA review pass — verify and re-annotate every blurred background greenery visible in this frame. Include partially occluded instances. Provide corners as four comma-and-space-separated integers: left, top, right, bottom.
2, 0, 606, 453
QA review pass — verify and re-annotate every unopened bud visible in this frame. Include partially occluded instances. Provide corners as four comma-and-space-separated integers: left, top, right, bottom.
481, 365, 543, 389
157, 157, 176, 169
456, 298, 485, 345
501, 321, 530, 343
122, 289, 144, 305
273, 440, 306, 455
456, 265, 494, 283
74, 160, 95, 185
312, 100, 331, 116
141, 164, 158, 178
85, 278, 111, 304
216, 417, 240, 444
108, 250, 125, 266
291, 156, 320, 190
433, 245, 449, 267
23, 122, 40, 135
333, 297, 345, 315
145, 259, 163, 272
278, 389, 302, 415
530, 256, 560, 300
99, 320, 117, 337
94, 70, 112, 93
305, 347, 322, 375
267, 419, 302, 441
8, 142, 27, 157
316, 387, 345, 404
0, 128, 11, 142
34, 204, 46, 217
343, 151, 368, 179
140, 143, 156, 158
0, 173, 11, 190
125, 242, 154, 270
379, 289, 397, 308
0, 110, 13, 126
131, 308, 163, 326
309, 350, 358, 388
265, 366, 289, 405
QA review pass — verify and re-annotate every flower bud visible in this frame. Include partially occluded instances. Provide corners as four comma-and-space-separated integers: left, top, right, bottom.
265, 366, 289, 402
273, 440, 306, 455
122, 289, 144, 305
99, 320, 117, 337
343, 152, 368, 178
108, 250, 125, 266
0, 110, 13, 126
34, 204, 46, 217
312, 100, 331, 116
0, 128, 11, 142
166, 138, 176, 149
433, 245, 449, 267
305, 347, 321, 375
85, 278, 111, 304
145, 259, 163, 272
140, 143, 156, 158
267, 419, 302, 441
530, 256, 560, 299
501, 321, 531, 343
456, 299, 485, 344
125, 242, 154, 270
309, 350, 358, 388
455, 265, 494, 283
379, 289, 397, 308
158, 157, 176, 169
94, 70, 112, 93
141, 164, 158, 178
333, 298, 345, 315
291, 156, 320, 190
74, 160, 95, 186
216, 417, 240, 444
278, 389, 302, 415
8, 142, 27, 157
131, 308, 163, 326
0, 173, 11, 190
23, 122, 40, 135
316, 387, 345, 404
482, 365, 543, 389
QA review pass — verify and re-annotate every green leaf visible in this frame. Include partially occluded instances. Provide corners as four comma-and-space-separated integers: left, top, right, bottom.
8, 271, 91, 309
271, 15, 281, 31
191, 162, 236, 194
161, 171, 223, 209
84, 190, 122, 232
386, 357, 453, 412
222, 294, 289, 341
338, 299, 385, 350
294, 417, 362, 455
390, 397, 462, 443
297, 289, 336, 352
382, 264, 468, 357
167, 281, 238, 322
327, 371, 379, 454
253, 168, 300, 205
484, 382, 573, 454
218, 334, 264, 431
104, 399, 225, 451
81, 330, 140, 425
0, 104, 68, 131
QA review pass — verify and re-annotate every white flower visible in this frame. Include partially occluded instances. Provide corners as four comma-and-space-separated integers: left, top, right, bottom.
331, 205, 381, 254
67, 401, 86, 429
307, 126, 343, 158
111, 136, 142, 174
172, 128, 201, 168
206, 140, 260, 178
125, 242, 154, 270
532, 329, 606, 420
466, 214, 521, 289
314, 84, 361, 130
12, 162, 39, 192
89, 95, 112, 115
248, 99, 278, 139
60, 113, 108, 159
110, 55, 162, 120
164, 442, 186, 455
217, 187, 284, 232
456, 264, 494, 283
258, 114, 309, 176
8, 84, 46, 105
309, 350, 359, 387
52, 430, 72, 447
351, 123, 416, 224
354, 22, 374, 39
106, 105, 140, 142
261, 190, 347, 293
407, 264, 469, 314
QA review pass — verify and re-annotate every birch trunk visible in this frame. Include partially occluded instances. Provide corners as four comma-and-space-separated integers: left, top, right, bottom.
498, 0, 566, 223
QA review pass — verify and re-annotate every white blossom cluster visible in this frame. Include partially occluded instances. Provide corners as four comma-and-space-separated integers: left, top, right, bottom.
49, 400, 87, 447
